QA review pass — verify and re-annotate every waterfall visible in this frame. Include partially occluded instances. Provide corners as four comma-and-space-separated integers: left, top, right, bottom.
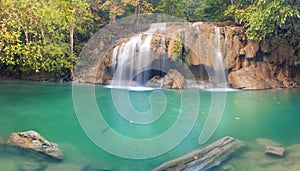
111, 33, 153, 87
212, 27, 227, 88
136, 34, 153, 84
111, 46, 119, 72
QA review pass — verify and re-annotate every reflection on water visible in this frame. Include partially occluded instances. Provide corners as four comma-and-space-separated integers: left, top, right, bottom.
0, 81, 300, 170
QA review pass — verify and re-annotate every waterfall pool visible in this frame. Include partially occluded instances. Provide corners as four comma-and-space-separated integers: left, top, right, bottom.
1, 81, 300, 170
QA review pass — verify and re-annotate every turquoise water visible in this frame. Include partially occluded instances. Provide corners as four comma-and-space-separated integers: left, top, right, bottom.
0, 81, 300, 170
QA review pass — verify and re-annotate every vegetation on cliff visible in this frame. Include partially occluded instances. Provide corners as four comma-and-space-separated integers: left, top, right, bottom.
0, 0, 299, 80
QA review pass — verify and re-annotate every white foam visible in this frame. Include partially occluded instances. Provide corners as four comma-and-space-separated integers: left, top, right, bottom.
200, 88, 242, 92
103, 85, 158, 91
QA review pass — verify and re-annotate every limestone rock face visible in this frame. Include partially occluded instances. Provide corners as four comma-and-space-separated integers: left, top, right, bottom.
162, 69, 185, 89
244, 41, 260, 58
78, 21, 298, 90
228, 62, 281, 90
7, 130, 63, 160
147, 69, 184, 89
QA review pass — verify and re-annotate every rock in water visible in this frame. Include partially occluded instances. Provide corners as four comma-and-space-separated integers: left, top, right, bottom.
162, 69, 185, 89
265, 146, 285, 156
147, 69, 185, 89
153, 136, 245, 171
7, 130, 63, 160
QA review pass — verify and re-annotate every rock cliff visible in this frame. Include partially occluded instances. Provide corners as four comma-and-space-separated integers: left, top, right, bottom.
78, 22, 299, 89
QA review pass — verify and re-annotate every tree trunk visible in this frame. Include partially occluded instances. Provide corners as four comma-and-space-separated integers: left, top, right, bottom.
25, 29, 29, 44
110, 13, 116, 23
134, 5, 140, 25
69, 17, 74, 55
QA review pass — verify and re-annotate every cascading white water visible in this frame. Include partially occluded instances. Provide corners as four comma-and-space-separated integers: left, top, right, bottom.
111, 46, 119, 72
191, 25, 228, 88
110, 23, 168, 88
111, 34, 153, 87
213, 27, 227, 88
136, 34, 153, 84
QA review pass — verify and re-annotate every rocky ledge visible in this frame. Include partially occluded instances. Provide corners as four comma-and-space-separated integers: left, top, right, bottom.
7, 130, 63, 160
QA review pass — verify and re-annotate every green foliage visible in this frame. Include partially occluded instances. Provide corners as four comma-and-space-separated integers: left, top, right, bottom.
0, 0, 92, 77
225, 0, 300, 41
195, 0, 231, 22
155, 0, 186, 20
155, 0, 202, 21
171, 40, 183, 61
170, 32, 183, 61
183, 53, 191, 66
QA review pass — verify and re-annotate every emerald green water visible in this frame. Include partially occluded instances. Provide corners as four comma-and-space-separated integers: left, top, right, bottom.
0, 81, 300, 170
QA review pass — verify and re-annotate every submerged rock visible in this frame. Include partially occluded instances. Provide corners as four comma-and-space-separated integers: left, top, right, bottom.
255, 138, 282, 147
16, 160, 48, 171
216, 138, 300, 171
7, 130, 63, 160
81, 165, 113, 171
265, 146, 285, 156
0, 137, 4, 144
46, 163, 82, 171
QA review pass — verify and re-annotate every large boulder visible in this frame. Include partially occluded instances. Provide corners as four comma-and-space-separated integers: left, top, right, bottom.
7, 130, 63, 160
243, 41, 260, 58
147, 69, 185, 89
228, 62, 284, 90
162, 69, 185, 89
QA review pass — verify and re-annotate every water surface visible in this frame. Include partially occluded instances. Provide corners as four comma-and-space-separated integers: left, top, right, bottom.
0, 81, 300, 170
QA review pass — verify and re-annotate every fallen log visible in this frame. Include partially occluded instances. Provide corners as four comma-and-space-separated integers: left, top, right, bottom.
153, 136, 245, 171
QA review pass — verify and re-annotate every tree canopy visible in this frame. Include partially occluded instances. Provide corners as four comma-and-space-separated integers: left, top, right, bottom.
0, 0, 93, 78
226, 0, 300, 41
1, 0, 300, 79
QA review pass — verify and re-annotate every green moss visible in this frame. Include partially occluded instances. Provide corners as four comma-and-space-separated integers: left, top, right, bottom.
171, 31, 183, 61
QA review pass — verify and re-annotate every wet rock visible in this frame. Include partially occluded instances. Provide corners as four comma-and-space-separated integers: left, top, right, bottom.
216, 139, 300, 171
239, 48, 246, 55
228, 62, 287, 90
260, 39, 271, 53
77, 22, 297, 90
17, 160, 48, 171
220, 163, 235, 171
255, 138, 281, 147
288, 165, 300, 171
283, 78, 296, 88
162, 69, 184, 89
81, 165, 113, 171
80, 64, 105, 84
46, 163, 82, 171
228, 67, 272, 90
0, 159, 18, 171
190, 51, 201, 66
244, 41, 259, 58
0, 137, 4, 144
146, 75, 163, 88
147, 69, 184, 89
7, 130, 63, 160
265, 146, 285, 156
286, 144, 300, 158
0, 137, 4, 152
